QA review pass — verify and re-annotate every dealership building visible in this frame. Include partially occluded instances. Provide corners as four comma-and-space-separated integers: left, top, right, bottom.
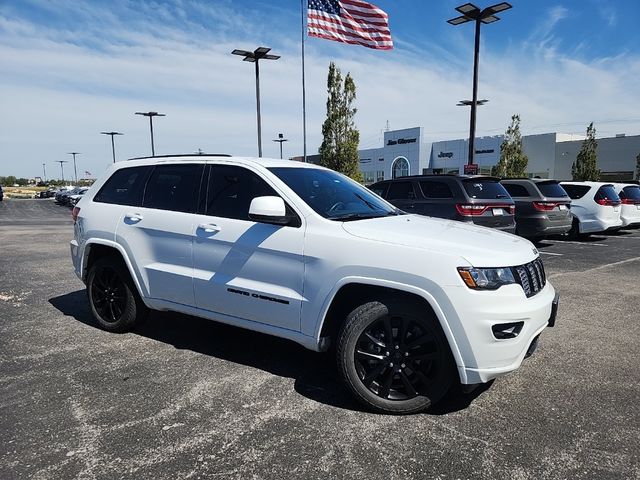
296, 126, 640, 183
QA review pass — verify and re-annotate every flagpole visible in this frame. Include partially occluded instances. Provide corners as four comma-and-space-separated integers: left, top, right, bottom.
301, 0, 307, 163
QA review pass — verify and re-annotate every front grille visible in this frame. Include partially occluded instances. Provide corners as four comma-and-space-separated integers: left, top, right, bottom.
512, 258, 546, 297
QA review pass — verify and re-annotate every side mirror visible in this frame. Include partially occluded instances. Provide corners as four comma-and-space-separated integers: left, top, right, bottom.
249, 196, 289, 225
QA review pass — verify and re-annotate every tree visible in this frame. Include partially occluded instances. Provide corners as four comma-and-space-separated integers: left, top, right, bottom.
319, 62, 362, 182
572, 122, 600, 181
491, 114, 528, 178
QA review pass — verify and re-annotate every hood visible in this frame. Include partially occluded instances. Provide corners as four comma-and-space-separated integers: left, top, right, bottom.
341, 214, 538, 267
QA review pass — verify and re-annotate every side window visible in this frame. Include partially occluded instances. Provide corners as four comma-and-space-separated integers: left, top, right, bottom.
142, 164, 203, 213
207, 165, 278, 221
420, 181, 454, 199
502, 183, 530, 197
386, 181, 416, 200
562, 184, 590, 199
94, 166, 152, 206
369, 183, 388, 197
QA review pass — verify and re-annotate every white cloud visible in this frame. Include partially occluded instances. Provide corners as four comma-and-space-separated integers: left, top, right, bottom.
0, 1, 639, 179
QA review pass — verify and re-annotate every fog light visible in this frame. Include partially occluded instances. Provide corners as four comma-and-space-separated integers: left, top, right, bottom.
491, 321, 524, 339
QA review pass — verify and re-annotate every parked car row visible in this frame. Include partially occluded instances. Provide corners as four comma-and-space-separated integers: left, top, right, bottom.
370, 175, 640, 240
53, 186, 90, 206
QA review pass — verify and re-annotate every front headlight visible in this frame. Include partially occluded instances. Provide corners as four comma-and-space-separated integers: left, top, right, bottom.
457, 267, 516, 290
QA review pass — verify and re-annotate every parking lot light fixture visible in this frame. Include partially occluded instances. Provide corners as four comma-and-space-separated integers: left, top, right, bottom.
101, 131, 124, 163
54, 160, 68, 183
273, 133, 288, 159
135, 112, 166, 156
232, 46, 280, 157
447, 2, 512, 166
67, 152, 80, 184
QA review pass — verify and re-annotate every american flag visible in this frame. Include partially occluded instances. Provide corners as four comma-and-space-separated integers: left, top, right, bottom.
308, 0, 393, 50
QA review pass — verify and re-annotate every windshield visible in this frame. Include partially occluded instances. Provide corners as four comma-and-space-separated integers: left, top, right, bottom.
462, 179, 511, 199
537, 181, 569, 198
269, 167, 398, 220
621, 186, 640, 200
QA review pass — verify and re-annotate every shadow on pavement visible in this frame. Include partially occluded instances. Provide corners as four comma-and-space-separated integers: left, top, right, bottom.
49, 290, 490, 415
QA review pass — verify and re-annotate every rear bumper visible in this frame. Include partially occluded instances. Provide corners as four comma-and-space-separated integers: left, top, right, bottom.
580, 216, 623, 233
516, 215, 572, 237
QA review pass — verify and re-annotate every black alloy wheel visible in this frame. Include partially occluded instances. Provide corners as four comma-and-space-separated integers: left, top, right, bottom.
87, 257, 146, 332
337, 300, 454, 414
355, 314, 443, 401
90, 266, 128, 323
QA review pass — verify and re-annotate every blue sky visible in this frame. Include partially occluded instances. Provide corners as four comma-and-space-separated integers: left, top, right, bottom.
1, 0, 639, 179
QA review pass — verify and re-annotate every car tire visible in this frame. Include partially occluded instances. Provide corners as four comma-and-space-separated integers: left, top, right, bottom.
568, 217, 581, 239
87, 256, 148, 332
337, 299, 455, 414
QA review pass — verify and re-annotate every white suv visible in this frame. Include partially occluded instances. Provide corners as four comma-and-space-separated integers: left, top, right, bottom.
560, 181, 623, 236
611, 183, 640, 228
70, 155, 558, 414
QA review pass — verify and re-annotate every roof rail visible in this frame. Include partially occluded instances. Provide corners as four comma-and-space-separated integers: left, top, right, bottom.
127, 153, 232, 161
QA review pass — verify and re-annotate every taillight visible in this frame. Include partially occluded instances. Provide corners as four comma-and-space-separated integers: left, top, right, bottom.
595, 198, 621, 206
456, 204, 488, 216
508, 205, 516, 215
620, 198, 640, 205
533, 202, 558, 211
72, 207, 80, 222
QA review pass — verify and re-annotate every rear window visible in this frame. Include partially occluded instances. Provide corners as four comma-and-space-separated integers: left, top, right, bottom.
536, 182, 568, 198
620, 186, 640, 200
594, 185, 621, 202
94, 166, 152, 206
561, 184, 590, 199
462, 179, 510, 199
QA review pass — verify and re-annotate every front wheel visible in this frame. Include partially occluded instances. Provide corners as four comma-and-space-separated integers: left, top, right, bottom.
337, 300, 455, 414
87, 257, 147, 332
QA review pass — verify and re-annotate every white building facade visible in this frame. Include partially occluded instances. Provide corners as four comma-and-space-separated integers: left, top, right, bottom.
355, 128, 640, 183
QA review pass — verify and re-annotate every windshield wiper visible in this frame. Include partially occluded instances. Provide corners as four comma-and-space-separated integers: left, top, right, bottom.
329, 213, 389, 221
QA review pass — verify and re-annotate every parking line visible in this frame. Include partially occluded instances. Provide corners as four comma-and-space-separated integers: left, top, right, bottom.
539, 251, 563, 256
544, 240, 608, 247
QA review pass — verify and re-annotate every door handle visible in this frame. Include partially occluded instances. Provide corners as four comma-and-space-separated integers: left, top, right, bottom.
198, 223, 221, 233
125, 212, 143, 222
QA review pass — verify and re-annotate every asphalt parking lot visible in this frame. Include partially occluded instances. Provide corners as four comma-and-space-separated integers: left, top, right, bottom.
1, 199, 639, 480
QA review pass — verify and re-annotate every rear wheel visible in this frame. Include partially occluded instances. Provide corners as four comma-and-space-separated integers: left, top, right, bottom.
337, 300, 455, 414
87, 257, 147, 332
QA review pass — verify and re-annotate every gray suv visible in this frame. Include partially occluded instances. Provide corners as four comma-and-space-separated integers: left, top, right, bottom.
500, 179, 572, 240
369, 175, 516, 232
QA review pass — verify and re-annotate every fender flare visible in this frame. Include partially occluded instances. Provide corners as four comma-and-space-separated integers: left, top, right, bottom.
315, 276, 467, 384
82, 239, 147, 300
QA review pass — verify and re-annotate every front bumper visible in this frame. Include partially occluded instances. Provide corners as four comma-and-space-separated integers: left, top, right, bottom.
442, 280, 557, 384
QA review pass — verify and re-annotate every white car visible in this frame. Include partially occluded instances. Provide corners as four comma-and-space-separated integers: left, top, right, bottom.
611, 183, 640, 227
70, 155, 558, 414
560, 181, 623, 236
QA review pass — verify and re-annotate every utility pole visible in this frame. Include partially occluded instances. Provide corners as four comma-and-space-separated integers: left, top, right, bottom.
42, 163, 46, 182
67, 152, 80, 184
101, 131, 124, 163
135, 112, 165, 156
273, 133, 288, 159
54, 160, 68, 183
448, 2, 513, 166
231, 47, 281, 157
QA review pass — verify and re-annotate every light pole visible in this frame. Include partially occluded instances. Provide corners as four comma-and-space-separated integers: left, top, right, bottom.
135, 111, 165, 156
101, 131, 124, 163
448, 2, 512, 166
273, 133, 288, 159
42, 163, 46, 182
67, 152, 80, 184
231, 47, 280, 157
54, 160, 68, 183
